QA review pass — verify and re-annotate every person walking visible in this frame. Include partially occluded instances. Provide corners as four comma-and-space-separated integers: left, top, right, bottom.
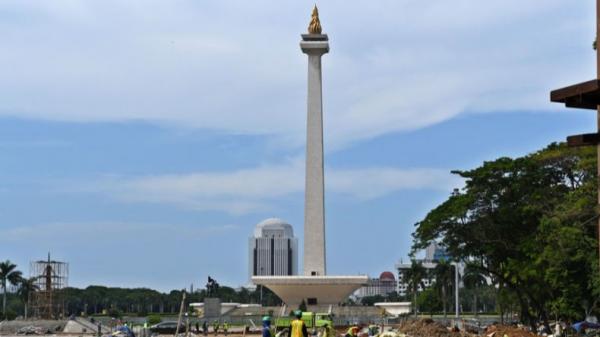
203, 321, 208, 337
213, 320, 219, 336
262, 317, 272, 337
223, 322, 229, 337
290, 311, 307, 337
321, 323, 334, 337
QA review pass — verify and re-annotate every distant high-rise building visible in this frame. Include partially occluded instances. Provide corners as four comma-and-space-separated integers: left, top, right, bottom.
396, 242, 453, 296
425, 242, 450, 262
249, 218, 298, 280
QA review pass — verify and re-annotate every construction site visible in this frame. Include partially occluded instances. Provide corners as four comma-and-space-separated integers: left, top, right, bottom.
2, 1, 600, 337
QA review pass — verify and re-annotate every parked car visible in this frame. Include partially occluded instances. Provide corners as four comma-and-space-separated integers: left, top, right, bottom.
150, 321, 186, 335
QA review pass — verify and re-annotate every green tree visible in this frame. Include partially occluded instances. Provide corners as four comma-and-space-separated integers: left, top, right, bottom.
17, 277, 39, 319
417, 288, 441, 317
462, 263, 486, 317
298, 299, 307, 312
404, 260, 427, 317
412, 143, 598, 330
432, 259, 454, 318
360, 295, 385, 306
0, 260, 22, 319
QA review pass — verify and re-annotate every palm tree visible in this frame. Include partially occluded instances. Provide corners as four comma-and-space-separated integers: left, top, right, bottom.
17, 278, 39, 319
0, 260, 23, 318
463, 263, 486, 317
433, 259, 454, 319
404, 260, 427, 318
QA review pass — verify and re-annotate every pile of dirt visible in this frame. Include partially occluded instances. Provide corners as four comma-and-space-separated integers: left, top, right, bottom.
397, 319, 467, 337
485, 325, 540, 337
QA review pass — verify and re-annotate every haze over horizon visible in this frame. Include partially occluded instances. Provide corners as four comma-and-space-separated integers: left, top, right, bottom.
0, 1, 596, 292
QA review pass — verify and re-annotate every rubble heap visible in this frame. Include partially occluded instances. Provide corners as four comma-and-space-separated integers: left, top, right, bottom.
397, 319, 471, 337
485, 325, 540, 337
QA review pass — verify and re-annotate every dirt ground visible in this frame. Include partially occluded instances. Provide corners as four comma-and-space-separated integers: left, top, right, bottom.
397, 318, 472, 337
484, 325, 540, 337
0, 321, 542, 337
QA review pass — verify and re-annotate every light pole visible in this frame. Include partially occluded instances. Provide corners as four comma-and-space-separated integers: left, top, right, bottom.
454, 261, 460, 319
259, 267, 264, 305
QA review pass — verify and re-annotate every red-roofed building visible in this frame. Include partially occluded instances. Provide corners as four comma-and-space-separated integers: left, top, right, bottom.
354, 271, 398, 299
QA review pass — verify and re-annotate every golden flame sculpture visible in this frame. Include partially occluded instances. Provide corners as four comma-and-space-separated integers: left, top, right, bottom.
308, 5, 322, 34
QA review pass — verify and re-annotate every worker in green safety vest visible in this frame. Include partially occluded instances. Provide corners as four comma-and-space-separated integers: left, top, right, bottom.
223, 322, 229, 336
213, 321, 219, 336
321, 323, 334, 337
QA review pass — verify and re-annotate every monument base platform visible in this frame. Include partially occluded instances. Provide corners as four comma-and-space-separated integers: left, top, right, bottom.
374, 302, 412, 316
252, 275, 368, 306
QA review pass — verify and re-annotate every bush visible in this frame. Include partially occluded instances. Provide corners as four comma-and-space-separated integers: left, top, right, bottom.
1, 309, 17, 320
147, 314, 162, 325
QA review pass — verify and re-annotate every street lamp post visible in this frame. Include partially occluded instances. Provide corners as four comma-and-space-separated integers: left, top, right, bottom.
260, 267, 264, 305
454, 262, 460, 319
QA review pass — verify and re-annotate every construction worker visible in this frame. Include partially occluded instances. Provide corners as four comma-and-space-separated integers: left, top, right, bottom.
344, 326, 359, 337
213, 321, 220, 336
321, 323, 334, 337
223, 322, 229, 337
368, 324, 378, 337
262, 316, 272, 337
290, 310, 308, 337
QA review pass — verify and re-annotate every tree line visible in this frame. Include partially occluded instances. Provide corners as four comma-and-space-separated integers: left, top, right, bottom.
63, 284, 281, 317
1, 261, 282, 320
358, 260, 496, 317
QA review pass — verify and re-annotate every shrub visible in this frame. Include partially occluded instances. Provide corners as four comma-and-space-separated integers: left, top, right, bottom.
147, 314, 162, 325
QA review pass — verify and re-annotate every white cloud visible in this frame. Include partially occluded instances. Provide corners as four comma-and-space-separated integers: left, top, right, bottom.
329, 167, 458, 200
89, 159, 461, 214
0, 0, 593, 148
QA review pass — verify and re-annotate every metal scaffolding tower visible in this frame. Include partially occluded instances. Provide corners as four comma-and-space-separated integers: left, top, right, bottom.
29, 253, 68, 319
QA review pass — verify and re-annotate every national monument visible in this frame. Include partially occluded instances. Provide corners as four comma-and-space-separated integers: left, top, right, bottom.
252, 6, 368, 306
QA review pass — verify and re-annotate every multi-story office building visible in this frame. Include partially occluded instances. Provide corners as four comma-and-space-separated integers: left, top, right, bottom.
396, 242, 452, 297
248, 218, 298, 280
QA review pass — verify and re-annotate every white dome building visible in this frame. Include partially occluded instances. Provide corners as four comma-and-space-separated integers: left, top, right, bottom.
253, 218, 294, 238
249, 218, 298, 280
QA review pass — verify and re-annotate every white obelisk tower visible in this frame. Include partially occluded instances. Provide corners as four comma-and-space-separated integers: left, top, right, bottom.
252, 7, 368, 306
301, 6, 328, 277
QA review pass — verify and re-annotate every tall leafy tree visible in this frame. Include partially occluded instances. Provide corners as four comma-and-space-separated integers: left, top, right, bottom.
412, 143, 598, 329
404, 260, 427, 317
433, 259, 454, 318
462, 263, 486, 317
17, 277, 39, 319
0, 260, 23, 318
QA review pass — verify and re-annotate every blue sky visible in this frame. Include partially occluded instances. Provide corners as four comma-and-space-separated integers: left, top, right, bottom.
0, 1, 597, 291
